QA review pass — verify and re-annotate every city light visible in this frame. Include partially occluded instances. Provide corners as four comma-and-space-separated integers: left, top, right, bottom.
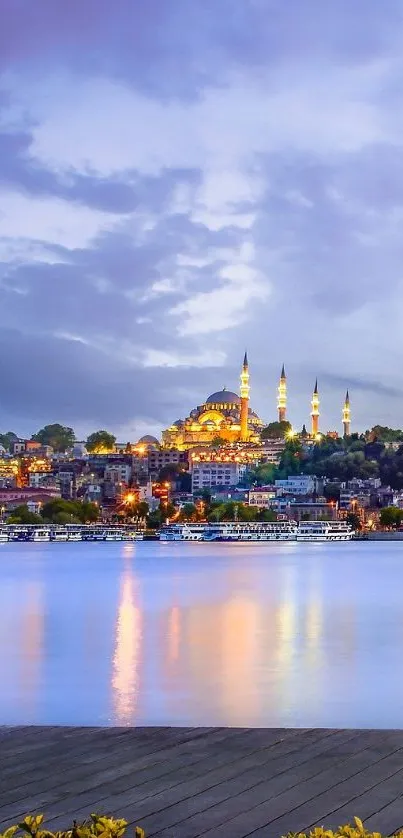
124, 492, 136, 504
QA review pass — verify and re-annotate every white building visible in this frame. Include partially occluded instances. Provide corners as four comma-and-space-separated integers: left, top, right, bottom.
192, 461, 241, 492
104, 463, 132, 484
275, 475, 317, 496
248, 486, 276, 509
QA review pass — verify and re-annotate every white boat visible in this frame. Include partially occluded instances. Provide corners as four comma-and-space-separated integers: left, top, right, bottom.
67, 531, 82, 541
296, 521, 354, 541
204, 521, 298, 542
126, 531, 144, 541
160, 524, 207, 541
104, 529, 125, 541
32, 528, 51, 542
51, 528, 69, 542
0, 529, 9, 543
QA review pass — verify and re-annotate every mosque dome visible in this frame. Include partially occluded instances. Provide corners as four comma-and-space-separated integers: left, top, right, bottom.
206, 389, 241, 405
138, 434, 159, 445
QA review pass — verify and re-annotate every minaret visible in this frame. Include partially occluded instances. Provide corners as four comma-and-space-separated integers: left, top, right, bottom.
343, 390, 351, 437
277, 364, 287, 423
311, 379, 320, 437
240, 351, 250, 442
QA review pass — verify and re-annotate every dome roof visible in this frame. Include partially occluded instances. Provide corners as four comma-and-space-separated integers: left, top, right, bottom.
206, 389, 241, 405
138, 434, 159, 444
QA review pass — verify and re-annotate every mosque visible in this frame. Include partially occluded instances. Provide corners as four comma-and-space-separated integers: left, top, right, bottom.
162, 353, 264, 450
161, 355, 351, 450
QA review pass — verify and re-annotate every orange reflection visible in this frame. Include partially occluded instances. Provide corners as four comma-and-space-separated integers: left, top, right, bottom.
111, 559, 142, 724
21, 582, 44, 711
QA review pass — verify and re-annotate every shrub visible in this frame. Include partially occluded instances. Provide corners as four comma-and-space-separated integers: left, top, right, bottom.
284, 817, 403, 838
0, 815, 145, 838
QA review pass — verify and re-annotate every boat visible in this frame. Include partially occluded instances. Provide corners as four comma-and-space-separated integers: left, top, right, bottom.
203, 521, 298, 541
31, 528, 51, 542
159, 523, 207, 541
296, 521, 354, 541
126, 530, 144, 541
50, 528, 69, 542
67, 530, 82, 541
9, 528, 31, 542
0, 529, 9, 543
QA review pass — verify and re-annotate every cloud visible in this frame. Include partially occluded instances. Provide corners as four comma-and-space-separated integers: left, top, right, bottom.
1, 0, 403, 436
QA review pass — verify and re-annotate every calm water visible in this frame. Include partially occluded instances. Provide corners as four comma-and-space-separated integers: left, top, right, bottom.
0, 540, 402, 728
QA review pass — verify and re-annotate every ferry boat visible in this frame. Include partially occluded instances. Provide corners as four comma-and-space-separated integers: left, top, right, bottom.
32, 528, 51, 542
50, 528, 69, 542
0, 529, 9, 542
67, 530, 82, 541
296, 521, 354, 541
204, 521, 298, 542
160, 523, 207, 541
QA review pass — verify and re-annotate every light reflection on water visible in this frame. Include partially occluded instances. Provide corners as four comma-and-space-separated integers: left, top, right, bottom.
0, 540, 402, 728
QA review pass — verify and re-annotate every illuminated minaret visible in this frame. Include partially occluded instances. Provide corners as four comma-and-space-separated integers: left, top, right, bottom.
343, 390, 351, 437
277, 364, 287, 423
311, 379, 320, 437
240, 351, 250, 442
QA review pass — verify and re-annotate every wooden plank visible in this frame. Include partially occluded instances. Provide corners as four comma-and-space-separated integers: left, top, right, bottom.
232, 735, 403, 838
141, 730, 366, 838
0, 727, 218, 784
3, 727, 403, 838
0, 728, 256, 813
23, 729, 307, 830
43, 731, 350, 832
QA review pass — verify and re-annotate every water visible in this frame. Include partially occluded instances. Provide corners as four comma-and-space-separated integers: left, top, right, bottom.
0, 539, 401, 728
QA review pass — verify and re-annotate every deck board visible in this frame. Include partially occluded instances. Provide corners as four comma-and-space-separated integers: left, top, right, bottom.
1, 728, 403, 837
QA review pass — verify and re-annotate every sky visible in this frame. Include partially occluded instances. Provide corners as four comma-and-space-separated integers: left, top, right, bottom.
1, 0, 403, 440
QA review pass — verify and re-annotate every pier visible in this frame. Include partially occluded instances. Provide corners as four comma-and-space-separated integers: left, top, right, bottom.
2, 727, 403, 837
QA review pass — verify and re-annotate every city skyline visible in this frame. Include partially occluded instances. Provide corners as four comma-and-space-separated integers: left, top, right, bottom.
1, 1, 403, 438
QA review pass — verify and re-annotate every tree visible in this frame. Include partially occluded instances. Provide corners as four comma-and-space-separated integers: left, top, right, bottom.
179, 503, 199, 522
41, 498, 99, 524
7, 505, 43, 524
379, 506, 403, 529
210, 436, 226, 448
261, 421, 292, 440
32, 424, 75, 452
324, 483, 341, 503
0, 431, 18, 452
346, 512, 361, 531
86, 430, 116, 453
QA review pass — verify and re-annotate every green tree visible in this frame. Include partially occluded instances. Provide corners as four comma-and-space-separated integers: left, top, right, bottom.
367, 426, 403, 443
32, 423, 75, 452
261, 421, 292, 440
41, 498, 99, 524
0, 431, 18, 452
86, 430, 116, 453
346, 512, 361, 531
179, 503, 199, 522
210, 436, 226, 448
324, 483, 341, 503
7, 505, 43, 524
379, 506, 403, 528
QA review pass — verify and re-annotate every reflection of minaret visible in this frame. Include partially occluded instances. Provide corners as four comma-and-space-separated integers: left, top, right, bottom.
311, 379, 320, 437
111, 555, 142, 725
240, 351, 250, 442
343, 390, 351, 437
277, 364, 287, 423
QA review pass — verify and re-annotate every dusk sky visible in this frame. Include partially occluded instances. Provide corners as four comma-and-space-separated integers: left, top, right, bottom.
1, 0, 403, 440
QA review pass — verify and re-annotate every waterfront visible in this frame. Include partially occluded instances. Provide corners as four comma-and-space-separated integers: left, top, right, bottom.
1, 540, 403, 729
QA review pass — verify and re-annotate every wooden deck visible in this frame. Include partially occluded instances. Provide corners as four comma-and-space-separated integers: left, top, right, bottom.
2, 728, 403, 837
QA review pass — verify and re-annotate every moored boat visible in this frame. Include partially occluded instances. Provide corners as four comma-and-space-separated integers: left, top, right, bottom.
296, 521, 354, 541
159, 523, 207, 541
204, 521, 297, 542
